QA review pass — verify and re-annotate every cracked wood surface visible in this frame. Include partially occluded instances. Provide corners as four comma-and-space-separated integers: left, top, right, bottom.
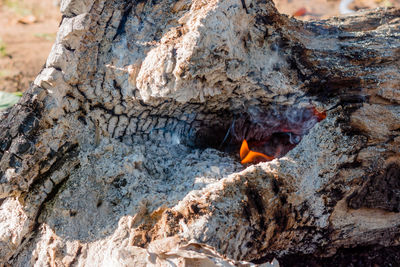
0, 0, 399, 265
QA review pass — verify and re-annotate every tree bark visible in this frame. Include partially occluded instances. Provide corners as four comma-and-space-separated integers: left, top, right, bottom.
0, 0, 399, 265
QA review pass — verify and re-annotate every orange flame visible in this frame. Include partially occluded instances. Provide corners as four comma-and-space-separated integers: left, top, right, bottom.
240, 139, 274, 164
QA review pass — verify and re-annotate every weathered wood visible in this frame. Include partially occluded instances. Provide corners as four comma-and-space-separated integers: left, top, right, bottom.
0, 0, 399, 265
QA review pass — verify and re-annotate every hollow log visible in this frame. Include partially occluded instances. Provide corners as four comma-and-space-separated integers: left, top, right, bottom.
0, 0, 399, 265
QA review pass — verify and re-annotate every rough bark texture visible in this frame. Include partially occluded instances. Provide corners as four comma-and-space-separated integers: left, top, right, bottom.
0, 0, 399, 266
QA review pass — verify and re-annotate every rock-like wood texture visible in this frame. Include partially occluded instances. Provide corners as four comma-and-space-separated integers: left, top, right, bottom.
0, 0, 399, 265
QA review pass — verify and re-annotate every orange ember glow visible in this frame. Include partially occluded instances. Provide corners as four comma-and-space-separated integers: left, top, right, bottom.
240, 139, 274, 164
292, 7, 307, 17
312, 107, 327, 121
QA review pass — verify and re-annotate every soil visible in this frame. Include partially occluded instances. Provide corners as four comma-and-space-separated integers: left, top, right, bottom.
0, 0, 60, 93
275, 0, 400, 20
0, 0, 399, 93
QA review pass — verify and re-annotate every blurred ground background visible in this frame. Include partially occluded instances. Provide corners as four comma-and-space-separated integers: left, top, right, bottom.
0, 0, 399, 96
0, 0, 59, 94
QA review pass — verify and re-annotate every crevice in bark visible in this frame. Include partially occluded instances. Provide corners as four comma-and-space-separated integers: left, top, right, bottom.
33, 174, 71, 229
113, 1, 134, 40
27, 142, 79, 192
347, 162, 400, 212
277, 244, 400, 267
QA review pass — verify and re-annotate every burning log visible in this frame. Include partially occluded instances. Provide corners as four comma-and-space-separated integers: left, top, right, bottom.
0, 0, 399, 265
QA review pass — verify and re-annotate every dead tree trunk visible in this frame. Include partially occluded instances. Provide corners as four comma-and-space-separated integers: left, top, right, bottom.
0, 0, 399, 265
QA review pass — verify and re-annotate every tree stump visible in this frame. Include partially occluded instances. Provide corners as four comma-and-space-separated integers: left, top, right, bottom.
0, 0, 399, 265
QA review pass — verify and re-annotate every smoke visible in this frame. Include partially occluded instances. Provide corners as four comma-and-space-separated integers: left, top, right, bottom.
287, 132, 301, 145
227, 104, 326, 158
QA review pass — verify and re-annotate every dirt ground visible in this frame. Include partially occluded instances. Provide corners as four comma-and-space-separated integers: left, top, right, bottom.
0, 0, 399, 93
275, 0, 400, 20
0, 0, 60, 93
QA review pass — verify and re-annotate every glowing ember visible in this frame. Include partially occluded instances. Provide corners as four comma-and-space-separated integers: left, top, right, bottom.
312, 107, 327, 121
234, 106, 327, 164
